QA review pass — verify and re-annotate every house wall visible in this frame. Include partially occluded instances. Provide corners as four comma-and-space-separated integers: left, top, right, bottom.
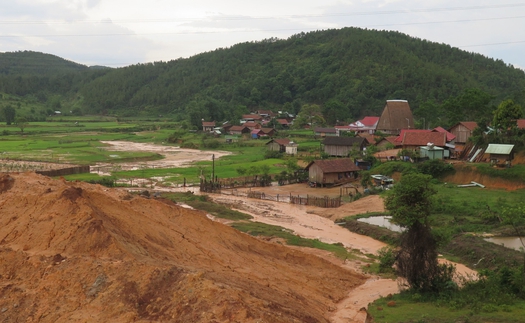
324, 145, 350, 157
308, 164, 358, 185
324, 144, 364, 157
308, 164, 324, 183
267, 142, 282, 152
450, 124, 472, 143
286, 146, 297, 155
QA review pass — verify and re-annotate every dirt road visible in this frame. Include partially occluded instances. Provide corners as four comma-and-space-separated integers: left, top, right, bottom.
92, 141, 231, 174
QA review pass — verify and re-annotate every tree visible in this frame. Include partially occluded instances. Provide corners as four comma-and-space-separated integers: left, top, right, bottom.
15, 116, 29, 133
501, 204, 525, 282
3, 105, 16, 125
384, 173, 454, 292
492, 99, 523, 140
293, 104, 325, 129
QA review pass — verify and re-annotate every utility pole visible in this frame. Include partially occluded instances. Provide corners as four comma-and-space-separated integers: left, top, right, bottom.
212, 154, 215, 183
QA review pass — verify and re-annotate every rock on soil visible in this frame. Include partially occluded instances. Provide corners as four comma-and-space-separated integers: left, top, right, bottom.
0, 172, 365, 323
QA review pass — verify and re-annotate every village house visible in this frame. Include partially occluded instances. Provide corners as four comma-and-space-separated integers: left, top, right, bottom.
260, 128, 276, 137
202, 121, 216, 132
323, 137, 368, 157
255, 110, 275, 119
338, 116, 380, 136
448, 122, 478, 144
314, 127, 337, 137
276, 119, 291, 128
376, 100, 414, 135
285, 141, 298, 155
305, 158, 361, 187
243, 122, 262, 131
399, 131, 451, 159
432, 126, 456, 145
251, 128, 276, 139
241, 114, 263, 123
266, 138, 292, 152
375, 136, 399, 150
393, 129, 432, 146
229, 125, 251, 135
485, 144, 515, 166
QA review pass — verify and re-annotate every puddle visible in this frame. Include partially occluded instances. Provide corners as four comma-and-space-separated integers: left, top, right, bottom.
485, 236, 525, 251
357, 216, 403, 232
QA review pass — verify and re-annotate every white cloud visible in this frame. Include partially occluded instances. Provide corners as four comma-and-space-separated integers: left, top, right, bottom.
0, 0, 524, 69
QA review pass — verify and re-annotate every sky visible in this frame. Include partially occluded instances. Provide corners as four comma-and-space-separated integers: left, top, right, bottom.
1, 0, 525, 70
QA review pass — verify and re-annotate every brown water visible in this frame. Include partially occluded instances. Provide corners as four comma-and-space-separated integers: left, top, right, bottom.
357, 216, 403, 232
485, 236, 525, 251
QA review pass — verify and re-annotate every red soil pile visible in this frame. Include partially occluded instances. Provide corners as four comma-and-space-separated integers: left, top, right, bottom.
0, 173, 365, 323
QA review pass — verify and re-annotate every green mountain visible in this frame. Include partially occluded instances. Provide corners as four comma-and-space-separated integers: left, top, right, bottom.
0, 51, 88, 75
1, 28, 524, 127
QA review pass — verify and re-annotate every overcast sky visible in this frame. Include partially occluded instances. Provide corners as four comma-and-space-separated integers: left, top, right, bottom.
1, 0, 524, 70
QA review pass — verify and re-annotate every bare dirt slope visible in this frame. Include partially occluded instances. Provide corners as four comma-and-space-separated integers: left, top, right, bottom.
0, 172, 365, 323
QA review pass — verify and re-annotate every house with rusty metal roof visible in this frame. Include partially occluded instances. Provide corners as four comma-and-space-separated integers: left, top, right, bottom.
323, 137, 368, 157
305, 158, 361, 187
266, 138, 292, 152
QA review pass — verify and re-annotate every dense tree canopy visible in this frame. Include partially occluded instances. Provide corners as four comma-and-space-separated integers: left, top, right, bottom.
0, 28, 525, 126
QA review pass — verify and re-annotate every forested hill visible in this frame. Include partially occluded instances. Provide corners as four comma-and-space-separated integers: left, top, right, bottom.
0, 51, 88, 75
1, 28, 525, 127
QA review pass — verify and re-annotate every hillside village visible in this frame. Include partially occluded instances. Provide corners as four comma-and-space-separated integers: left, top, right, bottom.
202, 99, 517, 188
2, 27, 525, 322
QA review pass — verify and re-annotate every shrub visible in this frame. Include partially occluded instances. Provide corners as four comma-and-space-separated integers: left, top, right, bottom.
416, 160, 455, 178
378, 246, 396, 273
264, 150, 283, 159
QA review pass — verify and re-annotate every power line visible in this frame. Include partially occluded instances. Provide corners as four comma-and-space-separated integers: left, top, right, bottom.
1, 14, 524, 37
0, 3, 524, 25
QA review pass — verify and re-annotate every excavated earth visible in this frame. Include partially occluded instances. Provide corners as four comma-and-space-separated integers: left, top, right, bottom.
0, 172, 366, 323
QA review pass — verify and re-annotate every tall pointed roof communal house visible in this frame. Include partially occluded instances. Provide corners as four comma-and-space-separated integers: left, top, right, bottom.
376, 100, 414, 135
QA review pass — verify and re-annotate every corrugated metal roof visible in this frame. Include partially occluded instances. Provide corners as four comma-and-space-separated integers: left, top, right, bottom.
485, 144, 514, 155
305, 158, 361, 173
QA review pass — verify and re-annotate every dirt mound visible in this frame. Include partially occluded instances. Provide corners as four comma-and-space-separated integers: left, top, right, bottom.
442, 164, 525, 190
0, 172, 365, 323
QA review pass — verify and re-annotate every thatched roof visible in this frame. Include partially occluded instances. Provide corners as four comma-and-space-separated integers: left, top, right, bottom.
376, 100, 414, 134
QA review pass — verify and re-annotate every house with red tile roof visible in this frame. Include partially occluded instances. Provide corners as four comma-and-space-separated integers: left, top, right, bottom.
432, 126, 456, 143
401, 131, 447, 150
394, 129, 431, 145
